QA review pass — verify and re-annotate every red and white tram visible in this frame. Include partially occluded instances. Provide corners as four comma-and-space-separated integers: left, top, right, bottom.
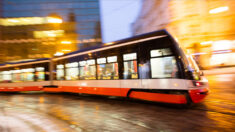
0, 30, 208, 104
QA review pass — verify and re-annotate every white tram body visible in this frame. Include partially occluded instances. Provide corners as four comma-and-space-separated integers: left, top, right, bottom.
0, 30, 208, 104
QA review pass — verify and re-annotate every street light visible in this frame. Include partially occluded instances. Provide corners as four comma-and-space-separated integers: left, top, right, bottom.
209, 6, 229, 14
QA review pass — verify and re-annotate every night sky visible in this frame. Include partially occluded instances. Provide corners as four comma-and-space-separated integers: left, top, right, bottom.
100, 0, 141, 43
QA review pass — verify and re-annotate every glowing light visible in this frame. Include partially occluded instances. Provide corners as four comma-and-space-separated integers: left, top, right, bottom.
8, 19, 19, 23
212, 40, 232, 51
213, 50, 232, 54
39, 97, 44, 103
200, 41, 213, 45
174, 83, 179, 87
47, 17, 62, 23
105, 42, 114, 45
191, 52, 207, 55
54, 52, 64, 56
62, 49, 71, 52
209, 6, 229, 14
175, 37, 179, 42
34, 30, 64, 38
47, 33, 56, 37
61, 41, 72, 44
195, 82, 201, 87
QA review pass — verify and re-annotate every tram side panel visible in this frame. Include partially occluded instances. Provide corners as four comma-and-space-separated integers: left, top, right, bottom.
46, 36, 190, 104
0, 60, 50, 92
44, 31, 208, 104
125, 37, 190, 104
0, 81, 50, 92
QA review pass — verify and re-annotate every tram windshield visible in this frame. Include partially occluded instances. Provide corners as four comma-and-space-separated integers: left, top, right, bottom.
179, 47, 202, 80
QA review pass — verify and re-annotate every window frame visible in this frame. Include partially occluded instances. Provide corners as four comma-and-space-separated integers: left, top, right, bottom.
122, 52, 138, 79
65, 62, 79, 81
79, 59, 96, 80
97, 56, 119, 80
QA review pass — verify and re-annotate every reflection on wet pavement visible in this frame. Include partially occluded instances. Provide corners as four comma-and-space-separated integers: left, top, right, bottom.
0, 74, 235, 132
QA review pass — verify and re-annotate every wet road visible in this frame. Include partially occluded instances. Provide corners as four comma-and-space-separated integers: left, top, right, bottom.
0, 74, 235, 132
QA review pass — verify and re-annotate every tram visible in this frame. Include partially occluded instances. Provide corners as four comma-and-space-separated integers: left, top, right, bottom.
0, 30, 208, 104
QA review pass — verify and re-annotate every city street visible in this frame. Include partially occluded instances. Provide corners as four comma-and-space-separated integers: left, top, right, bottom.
0, 0, 234, 132
0, 73, 235, 132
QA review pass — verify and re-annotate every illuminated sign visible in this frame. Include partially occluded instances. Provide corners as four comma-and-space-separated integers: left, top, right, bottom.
87, 59, 95, 65
123, 53, 137, 61
57, 65, 64, 69
79, 61, 86, 66
97, 58, 106, 64
65, 62, 78, 67
36, 67, 45, 71
21, 68, 35, 72
107, 56, 117, 63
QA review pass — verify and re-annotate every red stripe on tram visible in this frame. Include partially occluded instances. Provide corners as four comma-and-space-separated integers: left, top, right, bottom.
129, 91, 187, 104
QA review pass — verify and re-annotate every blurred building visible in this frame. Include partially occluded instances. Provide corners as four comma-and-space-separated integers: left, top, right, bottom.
0, 1, 2, 17
0, 16, 77, 62
132, 0, 235, 69
1, 0, 102, 49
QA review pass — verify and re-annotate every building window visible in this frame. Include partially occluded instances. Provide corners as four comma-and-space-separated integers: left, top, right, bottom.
150, 48, 178, 78
65, 62, 79, 80
123, 53, 138, 79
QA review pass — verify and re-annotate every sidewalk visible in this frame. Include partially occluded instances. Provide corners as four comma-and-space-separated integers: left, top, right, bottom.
203, 67, 235, 75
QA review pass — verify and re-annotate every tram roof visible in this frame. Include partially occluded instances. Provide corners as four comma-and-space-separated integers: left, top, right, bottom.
0, 58, 50, 66
61, 29, 171, 57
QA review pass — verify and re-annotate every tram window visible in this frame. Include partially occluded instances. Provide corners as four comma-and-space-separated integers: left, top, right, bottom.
107, 56, 117, 63
56, 64, 65, 80
21, 68, 35, 81
36, 67, 45, 81
123, 53, 138, 79
150, 49, 178, 78
79, 59, 96, 80
0, 72, 2, 82
151, 48, 172, 57
97, 56, 119, 80
12, 70, 21, 82
2, 71, 12, 82
97, 58, 106, 64
65, 62, 79, 80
